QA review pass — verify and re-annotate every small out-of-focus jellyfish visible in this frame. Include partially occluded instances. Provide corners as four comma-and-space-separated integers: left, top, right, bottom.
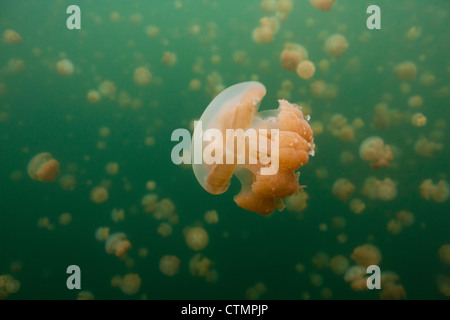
280, 43, 308, 71
138, 247, 148, 258
351, 244, 381, 268
95, 226, 110, 242
310, 0, 335, 11
133, 67, 152, 86
37, 217, 54, 230
105, 232, 132, 257
332, 178, 355, 202
340, 151, 355, 165
145, 25, 160, 38
27, 152, 60, 182
252, 17, 279, 44
105, 162, 119, 175
3, 30, 22, 44
311, 251, 329, 270
111, 208, 125, 223
191, 81, 315, 215
310, 273, 324, 287
59, 212, 72, 226
329, 255, 350, 275
349, 198, 365, 214
438, 244, 450, 265
141, 193, 159, 213
310, 80, 338, 99
406, 27, 421, 40
411, 113, 427, 127
420, 72, 436, 86
189, 79, 202, 91
394, 61, 417, 81
115, 274, 141, 295
77, 291, 94, 300
98, 126, 110, 138
396, 210, 414, 228
260, 0, 277, 14
185, 227, 209, 251
324, 34, 348, 58
285, 191, 309, 216
296, 60, 315, 79
204, 210, 219, 224
436, 275, 450, 297
189, 253, 212, 277
359, 136, 393, 169
246, 282, 267, 300
110, 12, 121, 22
129, 13, 143, 25
157, 222, 173, 237
159, 255, 181, 276
375, 178, 397, 201
98, 80, 117, 100
408, 95, 423, 108
146, 180, 156, 191
90, 186, 109, 204
295, 263, 305, 273
162, 51, 177, 67
56, 59, 74, 76
380, 283, 406, 300
414, 137, 443, 158
87, 90, 101, 104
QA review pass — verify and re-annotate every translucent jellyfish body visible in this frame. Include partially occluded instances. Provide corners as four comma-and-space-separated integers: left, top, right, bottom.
105, 232, 131, 257
191, 81, 315, 215
27, 152, 60, 182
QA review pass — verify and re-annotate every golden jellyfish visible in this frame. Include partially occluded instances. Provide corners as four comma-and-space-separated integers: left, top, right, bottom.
90, 186, 109, 204
162, 51, 177, 67
394, 61, 417, 81
58, 212, 72, 226
27, 152, 60, 182
133, 67, 152, 86
349, 198, 365, 214
95, 226, 110, 242
189, 253, 212, 277
374, 178, 397, 201
77, 291, 94, 300
329, 255, 350, 276
111, 208, 125, 223
252, 17, 279, 44
277, 0, 293, 21
296, 60, 315, 80
436, 275, 450, 297
159, 255, 181, 276
56, 59, 74, 76
332, 178, 355, 202
396, 210, 414, 228
311, 252, 329, 270
285, 191, 309, 215
3, 30, 22, 44
351, 244, 381, 268
438, 245, 450, 266
145, 25, 160, 38
340, 151, 355, 165
146, 180, 156, 191
185, 227, 209, 251
280, 43, 308, 71
189, 78, 202, 91
414, 137, 443, 158
324, 34, 348, 58
157, 222, 173, 237
411, 113, 427, 127
98, 80, 117, 100
105, 232, 132, 257
117, 274, 141, 295
141, 193, 159, 213
58, 174, 76, 190
344, 265, 366, 283
408, 95, 423, 108
310, 0, 335, 11
105, 162, 119, 175
110, 12, 121, 22
359, 136, 393, 169
260, 0, 277, 14
204, 210, 219, 224
87, 90, 101, 104
191, 81, 315, 215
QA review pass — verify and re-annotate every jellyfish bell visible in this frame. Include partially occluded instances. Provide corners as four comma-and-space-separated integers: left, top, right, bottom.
105, 232, 131, 257
191, 81, 314, 215
27, 152, 60, 182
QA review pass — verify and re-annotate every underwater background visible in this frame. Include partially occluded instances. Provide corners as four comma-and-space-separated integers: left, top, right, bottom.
0, 0, 449, 300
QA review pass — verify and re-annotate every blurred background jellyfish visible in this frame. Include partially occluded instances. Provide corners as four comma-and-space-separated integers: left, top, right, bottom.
27, 152, 60, 182
105, 232, 132, 258
191, 81, 315, 215
185, 226, 209, 251
359, 136, 393, 169
159, 255, 181, 276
